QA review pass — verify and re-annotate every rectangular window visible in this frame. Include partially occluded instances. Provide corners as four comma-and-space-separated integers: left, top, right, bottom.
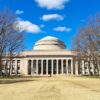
12, 60, 15, 74
17, 60, 20, 74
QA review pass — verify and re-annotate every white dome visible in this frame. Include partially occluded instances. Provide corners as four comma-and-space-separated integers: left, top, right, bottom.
39, 36, 58, 41
33, 36, 66, 50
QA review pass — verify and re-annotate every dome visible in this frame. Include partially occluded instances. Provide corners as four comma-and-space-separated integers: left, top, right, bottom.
33, 36, 66, 50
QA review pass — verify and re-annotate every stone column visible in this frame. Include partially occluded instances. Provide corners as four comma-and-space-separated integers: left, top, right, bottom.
10, 60, 12, 75
82, 60, 85, 75
51, 60, 53, 75
15, 60, 17, 75
41, 60, 43, 75
36, 60, 38, 75
66, 60, 68, 75
46, 60, 48, 75
31, 60, 33, 75
87, 61, 90, 75
71, 59, 73, 75
75, 60, 79, 75
61, 60, 64, 74
56, 60, 58, 75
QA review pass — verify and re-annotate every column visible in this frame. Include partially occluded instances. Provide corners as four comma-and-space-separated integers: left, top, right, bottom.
61, 60, 64, 74
82, 60, 85, 75
15, 60, 17, 75
31, 60, 33, 75
51, 60, 53, 75
41, 60, 43, 75
75, 60, 79, 75
98, 60, 100, 75
71, 59, 73, 75
46, 60, 48, 75
3, 61, 6, 75
87, 61, 90, 75
56, 60, 58, 75
36, 60, 38, 75
9, 60, 12, 75
66, 60, 68, 75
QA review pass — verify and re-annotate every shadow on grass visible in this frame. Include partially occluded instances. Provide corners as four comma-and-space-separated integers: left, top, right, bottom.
75, 75, 100, 79
0, 75, 53, 84
0, 79, 35, 84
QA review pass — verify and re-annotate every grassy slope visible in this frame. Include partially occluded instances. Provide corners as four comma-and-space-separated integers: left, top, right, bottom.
0, 76, 100, 100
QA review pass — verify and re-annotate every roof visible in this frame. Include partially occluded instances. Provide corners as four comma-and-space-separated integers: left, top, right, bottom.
33, 36, 66, 50
38, 36, 59, 42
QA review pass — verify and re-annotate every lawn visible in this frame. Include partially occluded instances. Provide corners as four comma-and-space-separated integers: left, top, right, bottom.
0, 76, 100, 100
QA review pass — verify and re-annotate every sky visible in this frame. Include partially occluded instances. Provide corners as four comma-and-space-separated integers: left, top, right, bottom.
0, 0, 100, 50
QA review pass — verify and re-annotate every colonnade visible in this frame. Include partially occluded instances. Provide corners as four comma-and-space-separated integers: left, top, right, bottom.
28, 59, 74, 75
2, 60, 20, 75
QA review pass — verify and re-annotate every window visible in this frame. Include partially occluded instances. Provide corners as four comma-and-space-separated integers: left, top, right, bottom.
12, 60, 15, 74
17, 60, 20, 74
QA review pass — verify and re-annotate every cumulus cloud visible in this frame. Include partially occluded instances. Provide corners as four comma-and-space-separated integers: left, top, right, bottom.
16, 10, 24, 15
35, 0, 70, 10
14, 19, 41, 33
41, 14, 64, 21
54, 26, 72, 32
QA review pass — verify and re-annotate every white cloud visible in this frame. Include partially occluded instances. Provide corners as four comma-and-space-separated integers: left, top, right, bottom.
14, 19, 41, 33
16, 10, 24, 15
35, 0, 70, 10
41, 14, 64, 21
54, 26, 72, 32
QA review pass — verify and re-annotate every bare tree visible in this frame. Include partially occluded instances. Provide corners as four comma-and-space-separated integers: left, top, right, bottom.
72, 14, 100, 76
0, 9, 24, 76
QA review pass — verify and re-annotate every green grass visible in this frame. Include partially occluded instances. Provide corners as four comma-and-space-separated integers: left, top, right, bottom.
0, 75, 22, 79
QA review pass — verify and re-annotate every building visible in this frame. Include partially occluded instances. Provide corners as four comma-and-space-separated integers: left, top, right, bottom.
2, 36, 99, 76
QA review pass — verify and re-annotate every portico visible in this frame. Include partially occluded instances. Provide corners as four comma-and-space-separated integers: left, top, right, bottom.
21, 36, 76, 76
27, 58, 73, 76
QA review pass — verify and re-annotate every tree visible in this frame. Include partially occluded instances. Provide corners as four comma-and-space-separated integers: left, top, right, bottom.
72, 14, 100, 76
0, 9, 24, 76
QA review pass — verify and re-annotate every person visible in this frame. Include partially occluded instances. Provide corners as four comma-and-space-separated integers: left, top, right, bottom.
50, 71, 52, 77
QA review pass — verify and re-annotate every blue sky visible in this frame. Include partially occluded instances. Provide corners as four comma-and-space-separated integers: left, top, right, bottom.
0, 0, 100, 50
